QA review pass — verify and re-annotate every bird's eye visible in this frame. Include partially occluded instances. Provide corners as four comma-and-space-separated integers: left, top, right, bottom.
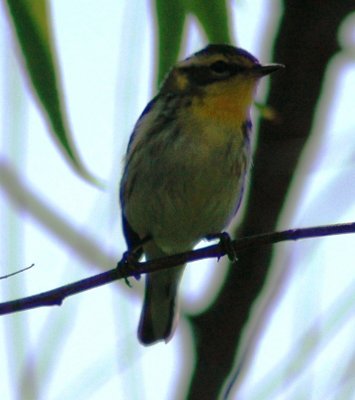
209, 60, 230, 74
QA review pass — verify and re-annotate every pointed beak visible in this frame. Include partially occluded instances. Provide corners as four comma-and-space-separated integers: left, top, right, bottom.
252, 63, 285, 77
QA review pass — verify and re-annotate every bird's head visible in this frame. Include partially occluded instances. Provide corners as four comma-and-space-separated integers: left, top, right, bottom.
161, 44, 284, 123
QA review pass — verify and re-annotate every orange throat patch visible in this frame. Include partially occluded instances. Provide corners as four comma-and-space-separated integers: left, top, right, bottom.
192, 78, 257, 126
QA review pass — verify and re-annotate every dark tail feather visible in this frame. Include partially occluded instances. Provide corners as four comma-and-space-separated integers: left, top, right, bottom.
138, 265, 184, 346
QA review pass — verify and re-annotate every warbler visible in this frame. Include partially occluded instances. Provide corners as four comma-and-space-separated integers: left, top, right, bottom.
119, 44, 283, 345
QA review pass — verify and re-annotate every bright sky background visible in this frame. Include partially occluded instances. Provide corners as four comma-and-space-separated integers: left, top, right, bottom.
1, 1, 355, 399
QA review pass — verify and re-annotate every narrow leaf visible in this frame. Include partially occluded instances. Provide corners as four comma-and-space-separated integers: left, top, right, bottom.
186, 0, 231, 43
154, 0, 232, 87
154, 0, 186, 85
5, 0, 102, 187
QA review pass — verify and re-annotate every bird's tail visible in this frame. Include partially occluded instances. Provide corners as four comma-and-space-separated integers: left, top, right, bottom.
138, 244, 185, 345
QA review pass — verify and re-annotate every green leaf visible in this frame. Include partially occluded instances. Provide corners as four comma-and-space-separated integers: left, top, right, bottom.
5, 0, 103, 187
155, 0, 187, 85
154, 0, 232, 87
186, 0, 231, 43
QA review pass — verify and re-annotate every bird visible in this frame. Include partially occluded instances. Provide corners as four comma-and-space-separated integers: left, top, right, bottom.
119, 44, 283, 345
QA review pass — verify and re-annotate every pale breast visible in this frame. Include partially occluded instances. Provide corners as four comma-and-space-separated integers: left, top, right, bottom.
124, 122, 250, 254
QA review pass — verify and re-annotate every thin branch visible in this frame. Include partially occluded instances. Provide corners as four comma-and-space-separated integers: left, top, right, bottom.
0, 264, 35, 280
0, 221, 354, 316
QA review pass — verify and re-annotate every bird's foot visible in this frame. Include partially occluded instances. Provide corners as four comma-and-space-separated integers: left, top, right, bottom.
206, 232, 238, 263
119, 235, 152, 287
119, 249, 142, 287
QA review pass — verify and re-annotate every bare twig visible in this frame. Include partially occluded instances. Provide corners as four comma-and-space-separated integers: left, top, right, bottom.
0, 222, 354, 316
0, 264, 35, 280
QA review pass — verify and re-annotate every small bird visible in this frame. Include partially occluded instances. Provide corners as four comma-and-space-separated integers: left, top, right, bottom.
120, 44, 283, 345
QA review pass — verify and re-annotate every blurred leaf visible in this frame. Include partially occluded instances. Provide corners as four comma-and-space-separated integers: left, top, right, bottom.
154, 0, 232, 86
154, 0, 186, 84
254, 101, 283, 122
186, 0, 231, 43
4, 0, 103, 187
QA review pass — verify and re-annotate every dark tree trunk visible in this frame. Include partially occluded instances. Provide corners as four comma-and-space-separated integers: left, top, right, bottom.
187, 1, 354, 399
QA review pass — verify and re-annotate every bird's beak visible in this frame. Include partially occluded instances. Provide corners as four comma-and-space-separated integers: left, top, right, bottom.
252, 63, 285, 76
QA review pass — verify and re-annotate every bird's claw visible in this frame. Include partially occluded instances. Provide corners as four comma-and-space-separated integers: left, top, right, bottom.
206, 232, 238, 263
118, 235, 152, 287
119, 250, 142, 287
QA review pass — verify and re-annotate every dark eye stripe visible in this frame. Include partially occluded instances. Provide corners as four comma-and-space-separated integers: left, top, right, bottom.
179, 63, 247, 86
210, 60, 230, 74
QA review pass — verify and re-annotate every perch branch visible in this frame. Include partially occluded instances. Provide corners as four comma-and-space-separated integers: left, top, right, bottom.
0, 222, 354, 316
